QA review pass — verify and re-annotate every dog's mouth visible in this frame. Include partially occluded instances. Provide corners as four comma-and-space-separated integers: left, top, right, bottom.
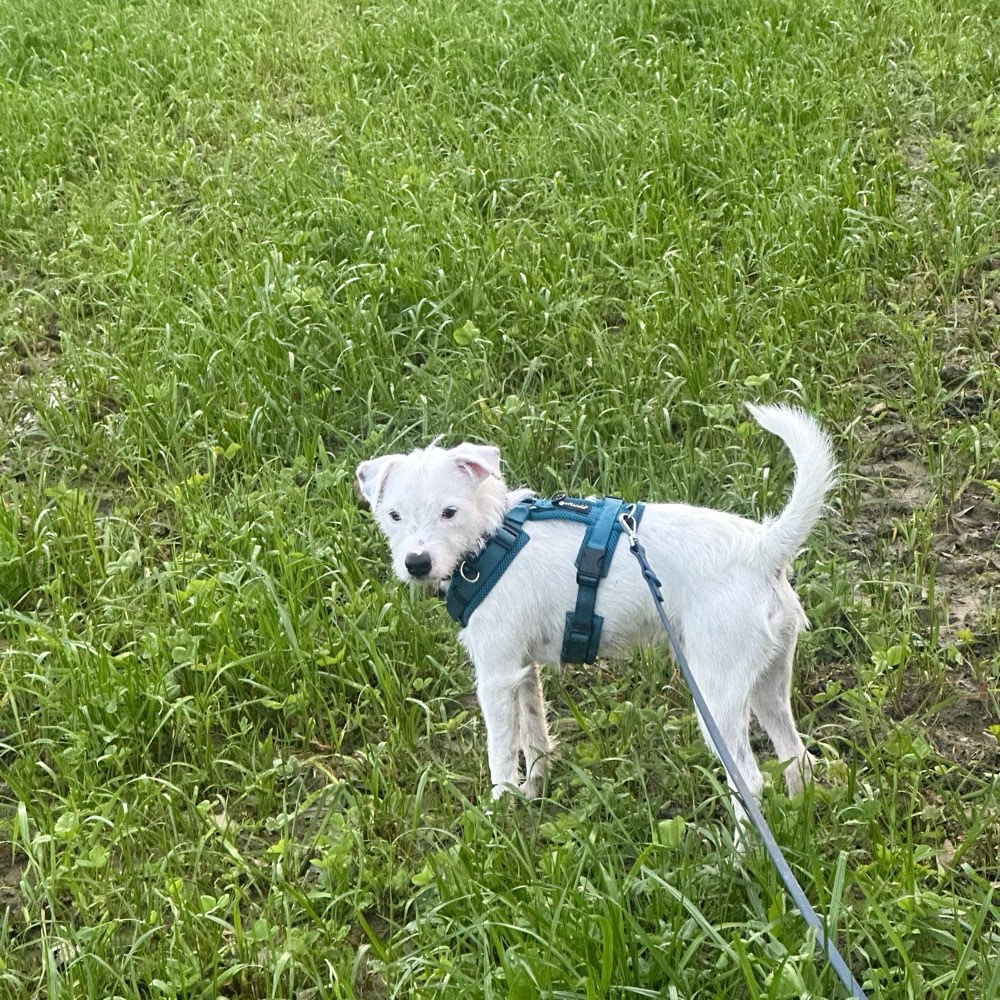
399, 574, 451, 602
397, 562, 454, 590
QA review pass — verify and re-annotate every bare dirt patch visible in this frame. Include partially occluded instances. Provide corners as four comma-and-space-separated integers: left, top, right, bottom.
841, 406, 999, 775
927, 685, 999, 770
0, 840, 26, 926
934, 481, 1000, 636
848, 416, 999, 642
847, 449, 936, 555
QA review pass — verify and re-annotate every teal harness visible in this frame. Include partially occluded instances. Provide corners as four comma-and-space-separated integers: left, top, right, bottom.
444, 495, 645, 664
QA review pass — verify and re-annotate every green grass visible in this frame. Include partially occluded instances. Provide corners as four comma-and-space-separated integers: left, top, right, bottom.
1, 0, 999, 995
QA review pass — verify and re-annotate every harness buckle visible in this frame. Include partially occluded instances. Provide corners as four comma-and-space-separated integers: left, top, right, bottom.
576, 546, 605, 583
492, 521, 521, 550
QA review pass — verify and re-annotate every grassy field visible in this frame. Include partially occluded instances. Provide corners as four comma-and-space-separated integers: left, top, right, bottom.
1, 0, 999, 995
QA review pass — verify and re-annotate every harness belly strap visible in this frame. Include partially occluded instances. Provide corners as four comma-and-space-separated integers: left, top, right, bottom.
562, 496, 627, 664
444, 495, 645, 663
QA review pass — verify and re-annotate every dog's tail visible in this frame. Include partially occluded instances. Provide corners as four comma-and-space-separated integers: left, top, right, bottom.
747, 403, 836, 568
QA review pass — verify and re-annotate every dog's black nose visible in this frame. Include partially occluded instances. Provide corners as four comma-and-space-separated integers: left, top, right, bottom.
405, 552, 433, 579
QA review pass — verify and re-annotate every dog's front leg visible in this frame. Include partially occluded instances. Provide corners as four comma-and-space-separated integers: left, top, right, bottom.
475, 664, 522, 799
516, 664, 552, 798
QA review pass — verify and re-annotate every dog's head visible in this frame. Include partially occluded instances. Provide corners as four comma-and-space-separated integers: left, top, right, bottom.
356, 442, 509, 585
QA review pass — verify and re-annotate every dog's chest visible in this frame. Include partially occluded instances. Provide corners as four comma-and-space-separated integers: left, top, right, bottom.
445, 495, 645, 664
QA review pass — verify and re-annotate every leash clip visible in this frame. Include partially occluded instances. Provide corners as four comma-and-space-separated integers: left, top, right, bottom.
618, 505, 640, 549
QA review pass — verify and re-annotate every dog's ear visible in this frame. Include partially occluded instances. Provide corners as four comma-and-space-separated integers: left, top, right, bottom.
355, 455, 400, 510
450, 443, 501, 483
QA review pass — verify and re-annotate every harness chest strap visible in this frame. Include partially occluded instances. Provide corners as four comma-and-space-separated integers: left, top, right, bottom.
445, 501, 533, 628
444, 496, 645, 664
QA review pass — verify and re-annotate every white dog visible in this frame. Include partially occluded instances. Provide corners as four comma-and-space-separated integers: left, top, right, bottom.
357, 404, 835, 844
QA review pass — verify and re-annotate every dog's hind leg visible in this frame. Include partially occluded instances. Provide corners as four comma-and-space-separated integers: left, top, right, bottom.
680, 632, 766, 851
516, 664, 552, 798
750, 643, 813, 796
695, 698, 763, 852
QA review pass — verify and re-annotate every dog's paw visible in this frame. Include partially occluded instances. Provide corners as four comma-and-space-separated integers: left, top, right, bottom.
783, 752, 816, 797
518, 777, 543, 799
491, 782, 519, 801
491, 779, 543, 800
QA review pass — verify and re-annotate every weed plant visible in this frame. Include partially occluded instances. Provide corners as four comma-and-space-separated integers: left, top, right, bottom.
1, 0, 999, 996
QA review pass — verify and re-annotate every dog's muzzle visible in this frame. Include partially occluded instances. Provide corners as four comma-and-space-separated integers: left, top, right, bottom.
404, 551, 433, 579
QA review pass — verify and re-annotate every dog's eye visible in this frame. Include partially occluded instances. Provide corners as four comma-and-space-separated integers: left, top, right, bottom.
441, 506, 458, 520
388, 510, 401, 522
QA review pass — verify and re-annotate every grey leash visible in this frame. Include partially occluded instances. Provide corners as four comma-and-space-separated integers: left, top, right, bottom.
618, 509, 869, 1000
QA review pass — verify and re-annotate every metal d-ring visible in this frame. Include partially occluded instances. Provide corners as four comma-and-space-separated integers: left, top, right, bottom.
459, 561, 480, 583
